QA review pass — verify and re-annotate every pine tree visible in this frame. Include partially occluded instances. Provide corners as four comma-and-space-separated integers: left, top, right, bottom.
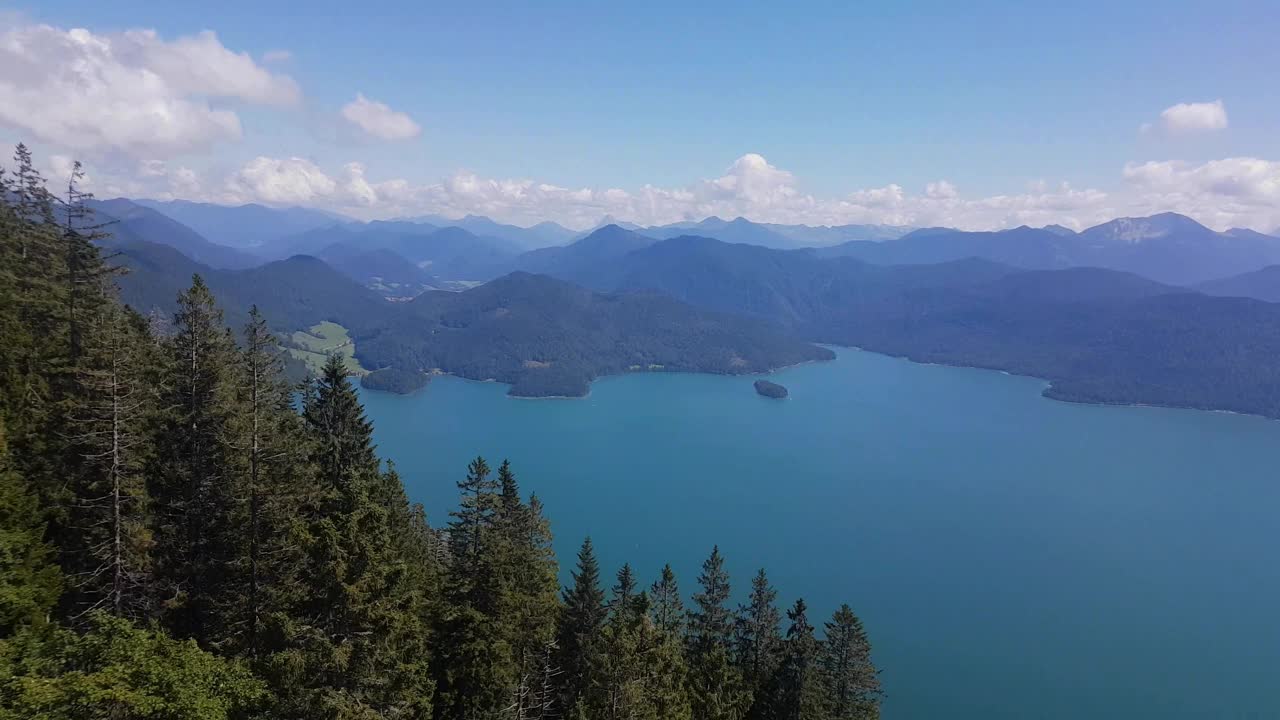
822, 604, 881, 720
649, 564, 684, 637
737, 568, 783, 717
763, 598, 829, 720
149, 275, 242, 646
687, 546, 747, 720
555, 537, 607, 717
276, 354, 433, 718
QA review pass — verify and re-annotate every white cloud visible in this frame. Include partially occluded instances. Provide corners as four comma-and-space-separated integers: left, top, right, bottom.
53, 151, 1280, 234
1156, 100, 1228, 134
225, 156, 338, 205
925, 180, 958, 199
0, 21, 299, 159
340, 93, 421, 141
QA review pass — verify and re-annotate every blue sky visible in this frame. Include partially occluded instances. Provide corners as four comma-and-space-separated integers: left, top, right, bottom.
4, 1, 1280, 230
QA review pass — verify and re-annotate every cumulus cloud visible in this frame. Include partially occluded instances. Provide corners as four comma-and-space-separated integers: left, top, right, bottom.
0, 21, 300, 158
58, 151, 1280, 233
225, 156, 338, 204
1155, 100, 1229, 134
925, 180, 958, 200
341, 93, 421, 141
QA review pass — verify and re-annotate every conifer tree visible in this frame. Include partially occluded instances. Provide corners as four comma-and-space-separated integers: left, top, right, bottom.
62, 303, 154, 622
0, 417, 61, 632
276, 354, 433, 718
149, 275, 242, 646
764, 598, 829, 720
649, 564, 684, 637
434, 456, 516, 719
494, 462, 560, 719
737, 568, 783, 717
555, 537, 607, 716
231, 306, 308, 659
822, 604, 881, 720
687, 546, 747, 720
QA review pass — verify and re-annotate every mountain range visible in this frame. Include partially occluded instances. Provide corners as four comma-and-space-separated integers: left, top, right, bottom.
94, 197, 1280, 414
819, 212, 1280, 285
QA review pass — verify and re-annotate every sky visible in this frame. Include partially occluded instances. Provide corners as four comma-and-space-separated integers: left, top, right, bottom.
2, 0, 1279, 231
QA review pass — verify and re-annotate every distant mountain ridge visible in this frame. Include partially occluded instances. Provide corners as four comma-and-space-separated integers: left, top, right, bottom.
637, 216, 912, 248
821, 213, 1280, 285
90, 198, 260, 270
131, 199, 344, 250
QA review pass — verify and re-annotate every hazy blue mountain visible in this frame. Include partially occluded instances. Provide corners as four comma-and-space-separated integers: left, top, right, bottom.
1074, 213, 1280, 284
107, 239, 387, 336
819, 225, 1078, 270
513, 224, 658, 282
399, 213, 575, 249
760, 221, 913, 245
597, 235, 1016, 326
638, 216, 912, 248
580, 215, 646, 234
317, 244, 442, 298
1196, 265, 1280, 302
1042, 224, 1077, 237
272, 222, 517, 280
820, 213, 1280, 285
130, 198, 345, 250
90, 198, 260, 269
643, 216, 797, 248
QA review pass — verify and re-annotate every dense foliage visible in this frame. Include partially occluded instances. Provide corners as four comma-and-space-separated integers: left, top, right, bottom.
0, 147, 881, 718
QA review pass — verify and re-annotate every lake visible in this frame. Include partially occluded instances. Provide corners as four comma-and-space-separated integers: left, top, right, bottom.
360, 347, 1280, 719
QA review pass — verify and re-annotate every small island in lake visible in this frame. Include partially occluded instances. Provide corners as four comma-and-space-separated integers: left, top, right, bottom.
754, 379, 788, 399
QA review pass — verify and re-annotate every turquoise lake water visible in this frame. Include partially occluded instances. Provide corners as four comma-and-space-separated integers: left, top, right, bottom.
360, 348, 1280, 719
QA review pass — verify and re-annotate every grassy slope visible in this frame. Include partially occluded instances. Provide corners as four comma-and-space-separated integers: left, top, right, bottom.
286, 321, 366, 375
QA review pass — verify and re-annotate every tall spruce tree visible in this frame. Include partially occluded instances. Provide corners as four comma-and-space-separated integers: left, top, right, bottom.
822, 604, 881, 720
555, 537, 607, 717
275, 354, 433, 718
62, 302, 154, 622
494, 462, 560, 719
149, 275, 242, 646
434, 456, 516, 719
649, 564, 685, 638
764, 598, 829, 720
737, 568, 783, 717
231, 307, 309, 659
687, 546, 747, 720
